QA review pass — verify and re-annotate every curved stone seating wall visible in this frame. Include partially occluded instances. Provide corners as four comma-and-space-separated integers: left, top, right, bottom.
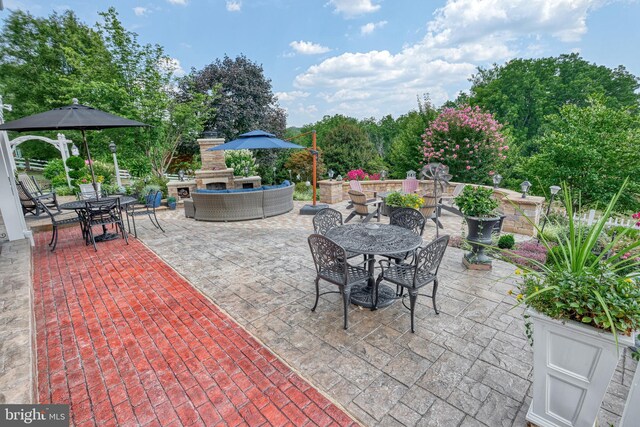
318, 179, 544, 236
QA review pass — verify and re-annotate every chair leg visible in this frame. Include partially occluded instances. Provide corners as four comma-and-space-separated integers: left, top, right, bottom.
87, 225, 97, 251
409, 289, 418, 333
342, 286, 351, 330
49, 226, 55, 246
432, 279, 440, 315
344, 211, 357, 223
119, 220, 129, 245
152, 210, 164, 232
311, 277, 320, 311
373, 275, 383, 310
50, 226, 58, 251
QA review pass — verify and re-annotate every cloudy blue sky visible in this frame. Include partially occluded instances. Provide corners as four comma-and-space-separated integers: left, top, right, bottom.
1, 0, 639, 127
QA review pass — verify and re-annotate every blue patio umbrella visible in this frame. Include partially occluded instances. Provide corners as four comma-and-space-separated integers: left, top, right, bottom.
207, 130, 305, 151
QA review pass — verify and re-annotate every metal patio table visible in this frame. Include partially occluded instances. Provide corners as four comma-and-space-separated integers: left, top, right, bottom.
60, 196, 136, 242
325, 223, 423, 308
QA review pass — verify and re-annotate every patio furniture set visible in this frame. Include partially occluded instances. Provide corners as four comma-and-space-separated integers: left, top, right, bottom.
309, 207, 449, 332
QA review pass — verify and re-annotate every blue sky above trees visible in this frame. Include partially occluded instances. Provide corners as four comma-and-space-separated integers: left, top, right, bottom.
1, 0, 639, 127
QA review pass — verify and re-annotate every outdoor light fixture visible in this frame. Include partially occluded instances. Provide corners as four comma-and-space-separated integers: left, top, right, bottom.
520, 180, 531, 198
178, 169, 185, 182
381, 170, 387, 181
305, 180, 311, 187
108, 142, 117, 153
71, 144, 79, 156
336, 174, 343, 181
244, 166, 249, 177
492, 173, 503, 189
288, 169, 292, 181
540, 184, 562, 238
328, 169, 335, 180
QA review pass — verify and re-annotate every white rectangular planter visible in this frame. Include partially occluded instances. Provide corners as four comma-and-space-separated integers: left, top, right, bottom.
526, 309, 633, 427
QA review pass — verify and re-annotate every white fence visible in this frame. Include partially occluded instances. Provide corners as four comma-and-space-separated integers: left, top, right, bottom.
14, 157, 48, 171
573, 209, 639, 230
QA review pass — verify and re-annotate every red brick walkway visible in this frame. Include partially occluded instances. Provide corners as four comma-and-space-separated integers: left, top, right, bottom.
33, 228, 357, 427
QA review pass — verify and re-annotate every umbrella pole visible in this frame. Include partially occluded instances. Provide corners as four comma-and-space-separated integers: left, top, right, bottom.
82, 130, 98, 194
312, 130, 317, 206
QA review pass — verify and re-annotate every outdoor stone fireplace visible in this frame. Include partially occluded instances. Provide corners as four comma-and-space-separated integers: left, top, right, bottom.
167, 137, 262, 200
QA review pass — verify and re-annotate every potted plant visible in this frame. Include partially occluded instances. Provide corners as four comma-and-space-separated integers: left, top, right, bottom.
167, 196, 177, 210
454, 185, 501, 268
511, 181, 640, 427
382, 191, 424, 216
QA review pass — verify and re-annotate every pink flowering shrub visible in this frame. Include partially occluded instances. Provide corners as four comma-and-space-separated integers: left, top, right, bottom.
422, 105, 509, 184
633, 212, 640, 227
502, 241, 551, 271
346, 169, 381, 181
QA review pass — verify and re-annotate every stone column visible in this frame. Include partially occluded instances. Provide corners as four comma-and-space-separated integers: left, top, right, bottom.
498, 192, 544, 237
319, 180, 344, 204
198, 137, 226, 170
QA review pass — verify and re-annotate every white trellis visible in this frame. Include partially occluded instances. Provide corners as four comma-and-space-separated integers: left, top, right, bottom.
9, 133, 74, 188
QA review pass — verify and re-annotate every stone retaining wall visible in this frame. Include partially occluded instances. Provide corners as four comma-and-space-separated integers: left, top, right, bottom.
318, 179, 545, 236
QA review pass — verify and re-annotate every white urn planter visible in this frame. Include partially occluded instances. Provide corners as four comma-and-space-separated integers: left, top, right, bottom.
527, 309, 634, 427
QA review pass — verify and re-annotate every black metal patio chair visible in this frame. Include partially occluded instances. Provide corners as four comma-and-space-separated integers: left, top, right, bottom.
308, 234, 369, 329
38, 202, 86, 252
125, 190, 165, 237
384, 208, 426, 264
85, 198, 128, 251
375, 235, 449, 332
313, 208, 361, 261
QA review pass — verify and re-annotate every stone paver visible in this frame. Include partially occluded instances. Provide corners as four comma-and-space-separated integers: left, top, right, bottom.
135, 200, 637, 426
0, 239, 33, 404
32, 229, 357, 426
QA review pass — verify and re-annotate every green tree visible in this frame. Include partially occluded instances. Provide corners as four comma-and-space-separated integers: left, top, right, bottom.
467, 54, 640, 142
387, 97, 437, 178
360, 114, 398, 157
320, 122, 382, 176
526, 97, 640, 211
181, 54, 285, 140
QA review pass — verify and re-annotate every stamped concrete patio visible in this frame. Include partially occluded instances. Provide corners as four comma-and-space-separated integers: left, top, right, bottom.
133, 201, 636, 426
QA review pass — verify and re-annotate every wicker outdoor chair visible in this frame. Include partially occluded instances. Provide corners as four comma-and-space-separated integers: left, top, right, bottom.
312, 208, 361, 261
375, 235, 449, 332
344, 190, 381, 223
308, 234, 369, 329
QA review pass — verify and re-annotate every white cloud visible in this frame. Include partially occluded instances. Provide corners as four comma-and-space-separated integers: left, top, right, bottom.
290, 40, 331, 55
275, 91, 310, 102
328, 0, 380, 18
167, 0, 188, 5
360, 20, 387, 36
133, 7, 149, 16
290, 0, 609, 123
226, 1, 241, 12
159, 57, 186, 77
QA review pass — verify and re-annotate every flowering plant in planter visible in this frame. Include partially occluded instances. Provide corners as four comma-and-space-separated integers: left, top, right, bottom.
509, 180, 640, 427
454, 186, 499, 218
384, 191, 424, 209
513, 180, 640, 342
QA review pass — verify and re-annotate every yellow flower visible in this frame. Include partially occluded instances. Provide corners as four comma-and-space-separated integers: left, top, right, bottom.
625, 278, 633, 283
534, 286, 539, 293
515, 269, 522, 275
516, 293, 524, 301
507, 289, 513, 295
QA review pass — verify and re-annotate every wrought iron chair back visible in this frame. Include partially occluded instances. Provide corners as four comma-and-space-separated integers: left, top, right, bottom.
390, 208, 426, 236
307, 234, 369, 329
313, 208, 343, 235
413, 235, 449, 287
38, 202, 84, 252
84, 198, 128, 251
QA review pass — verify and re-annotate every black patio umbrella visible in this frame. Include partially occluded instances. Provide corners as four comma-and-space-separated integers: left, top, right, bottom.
0, 99, 148, 190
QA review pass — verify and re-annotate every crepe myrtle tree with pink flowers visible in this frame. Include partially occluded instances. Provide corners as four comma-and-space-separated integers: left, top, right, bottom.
422, 105, 509, 184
